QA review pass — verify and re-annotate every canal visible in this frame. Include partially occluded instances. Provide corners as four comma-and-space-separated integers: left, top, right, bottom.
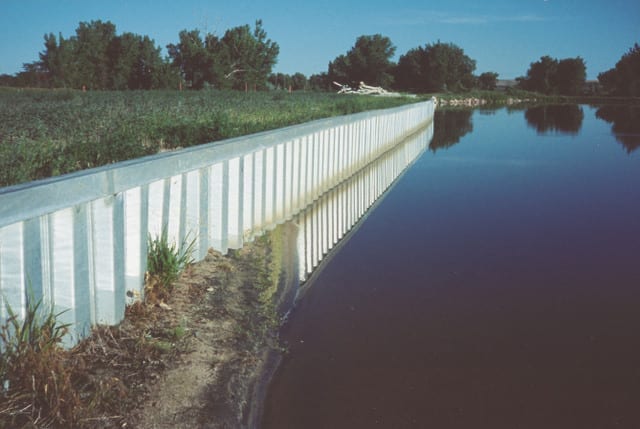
261, 104, 640, 428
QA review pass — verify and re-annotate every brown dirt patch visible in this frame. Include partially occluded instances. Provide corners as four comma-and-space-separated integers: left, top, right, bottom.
1, 228, 293, 429
128, 244, 278, 428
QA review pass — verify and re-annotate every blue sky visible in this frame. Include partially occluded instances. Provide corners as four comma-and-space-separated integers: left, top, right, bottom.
1, 0, 638, 80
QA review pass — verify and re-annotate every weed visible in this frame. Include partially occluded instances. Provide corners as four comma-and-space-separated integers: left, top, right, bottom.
150, 339, 173, 353
167, 324, 188, 341
145, 229, 195, 303
0, 298, 79, 428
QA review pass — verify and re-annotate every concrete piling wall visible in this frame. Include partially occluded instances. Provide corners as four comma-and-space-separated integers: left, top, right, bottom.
0, 100, 435, 343
295, 122, 434, 283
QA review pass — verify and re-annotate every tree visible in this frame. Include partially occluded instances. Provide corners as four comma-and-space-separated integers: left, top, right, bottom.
153, 62, 183, 90
328, 34, 396, 88
169, 20, 279, 90
517, 55, 586, 95
15, 62, 48, 87
0, 74, 17, 86
394, 47, 428, 92
291, 73, 307, 91
268, 72, 288, 90
217, 20, 279, 90
17, 18, 279, 91
74, 20, 118, 89
308, 73, 331, 91
327, 54, 350, 86
517, 55, 558, 94
39, 33, 63, 87
108, 32, 142, 89
553, 57, 586, 95
108, 32, 165, 90
598, 43, 640, 96
598, 68, 617, 94
35, 20, 166, 89
268, 72, 308, 91
37, 32, 77, 87
477, 72, 499, 90
131, 35, 165, 89
167, 29, 214, 89
249, 20, 280, 89
394, 41, 476, 93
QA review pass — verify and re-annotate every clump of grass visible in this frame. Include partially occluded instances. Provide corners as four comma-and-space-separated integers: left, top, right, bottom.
145, 230, 195, 303
0, 298, 79, 428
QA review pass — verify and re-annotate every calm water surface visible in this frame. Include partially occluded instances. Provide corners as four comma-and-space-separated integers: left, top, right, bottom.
262, 105, 640, 429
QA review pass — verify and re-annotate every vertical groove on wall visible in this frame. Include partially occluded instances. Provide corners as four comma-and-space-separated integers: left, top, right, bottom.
113, 193, 126, 323
73, 204, 91, 340
23, 218, 42, 304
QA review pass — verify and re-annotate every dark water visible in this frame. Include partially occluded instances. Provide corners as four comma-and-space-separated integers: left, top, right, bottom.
261, 105, 640, 429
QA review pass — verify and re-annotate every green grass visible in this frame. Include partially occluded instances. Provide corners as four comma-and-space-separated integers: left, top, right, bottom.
0, 88, 420, 187
146, 229, 195, 296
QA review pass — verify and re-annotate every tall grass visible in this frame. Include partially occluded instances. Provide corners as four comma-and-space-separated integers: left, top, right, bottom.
0, 88, 420, 187
145, 229, 195, 303
0, 298, 78, 427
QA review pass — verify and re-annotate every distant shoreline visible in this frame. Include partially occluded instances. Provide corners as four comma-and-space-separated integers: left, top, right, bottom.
433, 92, 640, 107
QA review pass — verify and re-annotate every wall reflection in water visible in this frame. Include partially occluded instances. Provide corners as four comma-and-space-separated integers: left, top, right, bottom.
292, 120, 434, 282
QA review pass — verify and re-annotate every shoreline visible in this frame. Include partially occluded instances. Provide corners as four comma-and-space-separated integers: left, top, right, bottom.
433, 93, 640, 108
244, 222, 301, 428
128, 223, 300, 428
436, 96, 537, 107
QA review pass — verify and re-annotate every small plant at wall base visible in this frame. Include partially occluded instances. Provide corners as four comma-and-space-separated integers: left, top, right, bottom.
0, 298, 80, 427
145, 230, 195, 304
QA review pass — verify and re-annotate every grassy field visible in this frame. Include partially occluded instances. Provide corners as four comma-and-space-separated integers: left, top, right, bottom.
0, 88, 420, 188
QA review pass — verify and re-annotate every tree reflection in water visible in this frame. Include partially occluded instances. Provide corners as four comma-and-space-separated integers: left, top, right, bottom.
430, 104, 639, 155
429, 109, 473, 152
524, 104, 584, 135
595, 105, 640, 153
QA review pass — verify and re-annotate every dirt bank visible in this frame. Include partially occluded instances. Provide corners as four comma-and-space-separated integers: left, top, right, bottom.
0, 224, 299, 428
128, 224, 298, 428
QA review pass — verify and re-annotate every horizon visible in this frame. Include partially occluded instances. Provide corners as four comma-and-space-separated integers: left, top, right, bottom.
1, 0, 638, 81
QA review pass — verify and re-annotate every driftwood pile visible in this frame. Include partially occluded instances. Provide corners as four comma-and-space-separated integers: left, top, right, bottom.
333, 81, 402, 96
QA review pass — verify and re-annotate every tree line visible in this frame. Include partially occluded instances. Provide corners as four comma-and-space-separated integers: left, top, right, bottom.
1, 19, 638, 97
597, 43, 640, 96
516, 56, 587, 95
323, 35, 497, 93
516, 44, 639, 96
1, 19, 279, 91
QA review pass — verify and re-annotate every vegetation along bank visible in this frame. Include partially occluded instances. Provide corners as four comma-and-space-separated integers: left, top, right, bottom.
0, 88, 420, 188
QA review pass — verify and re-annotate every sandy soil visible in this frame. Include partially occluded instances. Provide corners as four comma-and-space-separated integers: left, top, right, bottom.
124, 226, 297, 429
127, 249, 260, 428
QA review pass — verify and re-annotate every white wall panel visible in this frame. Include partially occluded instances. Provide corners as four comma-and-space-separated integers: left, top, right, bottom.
0, 101, 435, 345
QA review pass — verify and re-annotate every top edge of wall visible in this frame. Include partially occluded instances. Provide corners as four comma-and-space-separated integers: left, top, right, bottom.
0, 100, 434, 228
